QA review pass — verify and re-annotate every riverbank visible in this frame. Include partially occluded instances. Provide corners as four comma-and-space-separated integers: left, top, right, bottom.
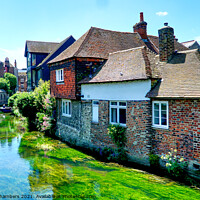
19, 130, 200, 199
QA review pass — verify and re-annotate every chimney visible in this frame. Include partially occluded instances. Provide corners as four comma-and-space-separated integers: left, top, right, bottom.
14, 60, 17, 68
158, 23, 174, 62
133, 12, 147, 40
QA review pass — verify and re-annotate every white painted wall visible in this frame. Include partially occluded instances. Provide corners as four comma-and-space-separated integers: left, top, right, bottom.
81, 80, 151, 101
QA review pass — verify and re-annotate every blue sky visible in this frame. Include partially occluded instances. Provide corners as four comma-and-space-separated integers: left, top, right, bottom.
0, 0, 200, 69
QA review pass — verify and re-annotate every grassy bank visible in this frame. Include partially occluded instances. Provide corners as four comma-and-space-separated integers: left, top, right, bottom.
18, 131, 200, 200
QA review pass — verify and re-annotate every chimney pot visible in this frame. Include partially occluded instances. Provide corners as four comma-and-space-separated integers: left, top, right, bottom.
164, 22, 168, 26
140, 12, 144, 21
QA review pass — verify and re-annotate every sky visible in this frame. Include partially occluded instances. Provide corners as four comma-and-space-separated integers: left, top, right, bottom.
0, 0, 200, 69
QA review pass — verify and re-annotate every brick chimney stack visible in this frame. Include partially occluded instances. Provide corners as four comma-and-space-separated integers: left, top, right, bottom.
158, 23, 175, 62
133, 12, 147, 40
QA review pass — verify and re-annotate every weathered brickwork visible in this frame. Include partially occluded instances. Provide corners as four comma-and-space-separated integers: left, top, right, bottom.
126, 101, 152, 164
152, 99, 200, 167
91, 100, 115, 147
50, 59, 76, 99
91, 100, 152, 165
50, 58, 104, 100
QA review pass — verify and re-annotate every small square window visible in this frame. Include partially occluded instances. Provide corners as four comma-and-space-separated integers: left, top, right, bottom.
110, 101, 126, 126
56, 69, 64, 82
62, 99, 71, 117
152, 101, 168, 129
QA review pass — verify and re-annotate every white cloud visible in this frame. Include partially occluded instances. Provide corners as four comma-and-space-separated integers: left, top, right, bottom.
156, 11, 168, 17
0, 47, 26, 69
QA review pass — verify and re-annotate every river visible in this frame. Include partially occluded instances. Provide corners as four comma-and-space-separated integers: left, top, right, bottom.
0, 114, 199, 200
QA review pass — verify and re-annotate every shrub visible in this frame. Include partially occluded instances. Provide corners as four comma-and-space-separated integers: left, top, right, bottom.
34, 80, 50, 113
149, 153, 160, 168
8, 92, 20, 107
15, 92, 37, 130
4, 73, 17, 93
107, 124, 127, 162
161, 148, 188, 178
0, 78, 9, 92
36, 112, 52, 132
107, 124, 127, 148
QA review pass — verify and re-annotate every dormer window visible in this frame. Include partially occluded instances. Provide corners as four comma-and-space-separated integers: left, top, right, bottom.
56, 69, 64, 82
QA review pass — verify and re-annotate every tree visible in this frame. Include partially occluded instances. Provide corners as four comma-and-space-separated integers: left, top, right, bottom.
4, 73, 17, 94
0, 78, 9, 92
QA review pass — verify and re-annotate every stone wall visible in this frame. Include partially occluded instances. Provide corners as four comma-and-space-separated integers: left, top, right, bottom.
152, 99, 200, 169
91, 100, 152, 165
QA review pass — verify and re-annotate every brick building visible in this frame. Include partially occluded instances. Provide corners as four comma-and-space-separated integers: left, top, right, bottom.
49, 13, 200, 170
18, 69, 27, 92
0, 58, 18, 78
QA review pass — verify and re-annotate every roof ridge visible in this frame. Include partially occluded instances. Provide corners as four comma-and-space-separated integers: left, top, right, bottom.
26, 40, 59, 44
109, 46, 145, 55
181, 40, 196, 43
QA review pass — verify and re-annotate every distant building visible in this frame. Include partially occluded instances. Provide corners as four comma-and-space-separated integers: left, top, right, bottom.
0, 58, 18, 78
18, 68, 27, 92
24, 36, 75, 91
181, 40, 200, 50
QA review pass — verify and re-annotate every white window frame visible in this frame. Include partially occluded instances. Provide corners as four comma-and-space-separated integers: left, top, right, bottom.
62, 99, 72, 117
152, 101, 169, 129
56, 69, 64, 82
92, 100, 99, 123
110, 101, 126, 126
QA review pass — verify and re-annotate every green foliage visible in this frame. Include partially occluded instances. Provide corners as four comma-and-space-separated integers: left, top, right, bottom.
36, 112, 52, 132
149, 153, 160, 168
8, 92, 20, 107
34, 80, 50, 113
0, 78, 9, 92
161, 148, 188, 178
4, 73, 17, 93
107, 124, 127, 148
106, 124, 127, 162
15, 92, 37, 118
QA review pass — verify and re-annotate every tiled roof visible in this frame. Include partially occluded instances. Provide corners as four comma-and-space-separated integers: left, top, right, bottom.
79, 46, 153, 84
37, 35, 75, 67
49, 27, 188, 64
49, 27, 147, 64
147, 49, 200, 98
25, 40, 59, 55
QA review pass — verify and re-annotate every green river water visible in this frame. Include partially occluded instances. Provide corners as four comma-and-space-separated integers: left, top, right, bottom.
0, 113, 199, 200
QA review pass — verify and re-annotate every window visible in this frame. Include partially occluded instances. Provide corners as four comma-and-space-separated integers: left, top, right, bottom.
62, 99, 71, 117
32, 54, 36, 66
92, 100, 99, 123
56, 69, 64, 82
110, 101, 126, 126
152, 101, 168, 129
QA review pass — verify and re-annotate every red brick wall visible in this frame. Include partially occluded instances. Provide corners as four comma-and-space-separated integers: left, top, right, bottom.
152, 99, 200, 164
50, 59, 76, 99
50, 58, 105, 100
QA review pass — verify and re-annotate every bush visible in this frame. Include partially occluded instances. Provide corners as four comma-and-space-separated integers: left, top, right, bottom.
8, 92, 20, 107
161, 148, 188, 178
34, 80, 50, 113
107, 124, 127, 148
149, 153, 160, 168
0, 78, 9, 92
4, 73, 17, 93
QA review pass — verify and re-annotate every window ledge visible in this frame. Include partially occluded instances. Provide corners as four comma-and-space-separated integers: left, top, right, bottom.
152, 125, 169, 130
62, 114, 71, 118
91, 121, 99, 125
110, 123, 127, 127
56, 81, 64, 85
